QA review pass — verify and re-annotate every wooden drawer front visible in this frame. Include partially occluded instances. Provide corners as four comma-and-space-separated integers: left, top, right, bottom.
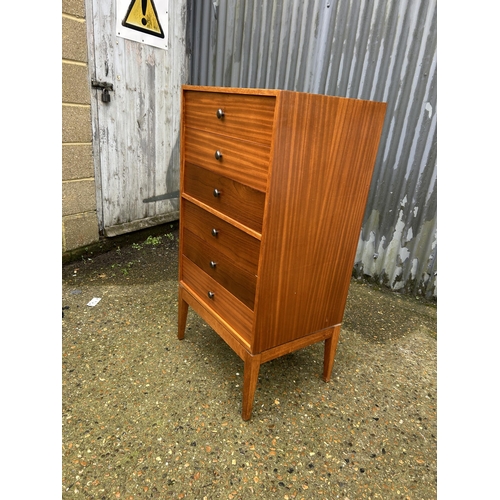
182, 200, 260, 276
182, 256, 253, 342
184, 91, 275, 145
183, 229, 256, 310
184, 128, 269, 192
184, 164, 265, 233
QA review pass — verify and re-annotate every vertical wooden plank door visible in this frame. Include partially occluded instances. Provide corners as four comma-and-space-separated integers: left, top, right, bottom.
86, 0, 188, 236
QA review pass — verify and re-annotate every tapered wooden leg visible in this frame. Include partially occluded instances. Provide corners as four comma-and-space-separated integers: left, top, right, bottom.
323, 325, 341, 382
178, 291, 189, 340
242, 352, 261, 421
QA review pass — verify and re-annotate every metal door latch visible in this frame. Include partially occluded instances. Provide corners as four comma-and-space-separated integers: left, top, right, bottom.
91, 80, 114, 103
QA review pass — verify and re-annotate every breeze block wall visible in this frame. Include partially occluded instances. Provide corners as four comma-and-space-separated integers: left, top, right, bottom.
62, 0, 99, 254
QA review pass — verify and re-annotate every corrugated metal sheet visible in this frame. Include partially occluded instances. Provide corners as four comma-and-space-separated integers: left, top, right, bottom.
187, 0, 437, 299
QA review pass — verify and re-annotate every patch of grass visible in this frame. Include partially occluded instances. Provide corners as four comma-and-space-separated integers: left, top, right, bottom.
110, 261, 136, 276
132, 234, 167, 251
121, 261, 135, 275
144, 235, 162, 246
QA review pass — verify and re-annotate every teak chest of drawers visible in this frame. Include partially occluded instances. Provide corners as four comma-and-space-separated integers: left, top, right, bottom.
177, 85, 386, 420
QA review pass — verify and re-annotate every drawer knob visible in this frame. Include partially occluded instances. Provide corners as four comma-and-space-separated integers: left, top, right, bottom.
214, 150, 223, 161
208, 291, 215, 299
216, 108, 224, 119
211, 228, 219, 237
210, 261, 217, 269
213, 188, 221, 197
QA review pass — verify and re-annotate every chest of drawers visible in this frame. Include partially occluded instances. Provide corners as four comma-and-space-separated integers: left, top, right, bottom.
177, 85, 386, 420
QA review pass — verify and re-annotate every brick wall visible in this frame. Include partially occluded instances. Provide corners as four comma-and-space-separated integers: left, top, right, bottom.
62, 0, 99, 253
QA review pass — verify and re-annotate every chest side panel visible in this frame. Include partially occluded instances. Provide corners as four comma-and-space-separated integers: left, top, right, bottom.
254, 92, 387, 353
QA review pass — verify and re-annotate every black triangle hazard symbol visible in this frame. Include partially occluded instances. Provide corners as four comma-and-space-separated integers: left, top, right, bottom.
122, 0, 165, 39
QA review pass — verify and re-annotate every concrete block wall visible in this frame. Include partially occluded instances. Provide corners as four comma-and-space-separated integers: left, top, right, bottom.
62, 0, 99, 254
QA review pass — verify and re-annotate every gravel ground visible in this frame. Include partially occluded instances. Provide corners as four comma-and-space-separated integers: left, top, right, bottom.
62, 225, 437, 499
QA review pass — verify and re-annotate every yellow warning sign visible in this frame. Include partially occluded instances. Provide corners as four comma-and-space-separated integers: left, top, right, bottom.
122, 0, 164, 39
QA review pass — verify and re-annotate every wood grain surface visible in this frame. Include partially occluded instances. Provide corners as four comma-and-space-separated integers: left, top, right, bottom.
182, 199, 261, 274
184, 91, 276, 145
183, 228, 257, 310
179, 85, 387, 418
253, 91, 387, 352
184, 127, 270, 192
181, 256, 254, 343
184, 163, 266, 233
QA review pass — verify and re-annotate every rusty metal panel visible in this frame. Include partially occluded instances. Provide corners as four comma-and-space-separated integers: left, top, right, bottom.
188, 0, 437, 298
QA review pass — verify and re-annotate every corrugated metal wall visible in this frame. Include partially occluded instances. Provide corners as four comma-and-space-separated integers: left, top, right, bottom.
187, 0, 437, 299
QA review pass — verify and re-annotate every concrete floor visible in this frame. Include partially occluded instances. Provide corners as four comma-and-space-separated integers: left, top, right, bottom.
62, 226, 437, 499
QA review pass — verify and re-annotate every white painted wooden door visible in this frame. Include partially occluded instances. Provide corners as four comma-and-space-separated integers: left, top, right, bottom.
86, 0, 188, 236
